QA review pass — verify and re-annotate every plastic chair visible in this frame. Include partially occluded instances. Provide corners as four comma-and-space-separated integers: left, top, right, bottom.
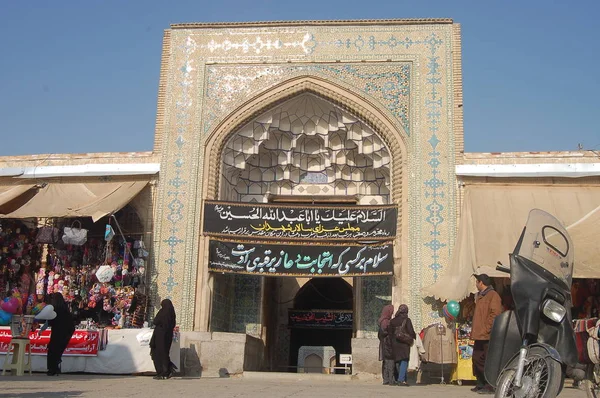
2, 338, 32, 376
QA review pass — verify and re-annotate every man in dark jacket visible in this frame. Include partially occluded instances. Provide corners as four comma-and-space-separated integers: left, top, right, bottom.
471, 274, 503, 394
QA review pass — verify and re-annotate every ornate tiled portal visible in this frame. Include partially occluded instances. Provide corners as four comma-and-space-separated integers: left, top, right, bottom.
220, 93, 391, 204
212, 92, 393, 338
152, 19, 463, 333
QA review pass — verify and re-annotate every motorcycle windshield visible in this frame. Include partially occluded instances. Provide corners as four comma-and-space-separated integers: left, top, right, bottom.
514, 209, 574, 287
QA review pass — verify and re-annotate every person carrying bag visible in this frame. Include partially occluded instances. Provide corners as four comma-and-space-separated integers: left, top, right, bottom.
388, 304, 416, 386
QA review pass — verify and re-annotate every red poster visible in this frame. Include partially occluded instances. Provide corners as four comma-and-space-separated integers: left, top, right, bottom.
0, 328, 100, 356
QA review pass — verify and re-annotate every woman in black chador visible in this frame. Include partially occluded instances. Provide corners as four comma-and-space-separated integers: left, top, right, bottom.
150, 299, 176, 379
46, 293, 76, 376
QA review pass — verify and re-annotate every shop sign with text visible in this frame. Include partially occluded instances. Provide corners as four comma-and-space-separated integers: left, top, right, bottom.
288, 310, 353, 329
0, 328, 102, 356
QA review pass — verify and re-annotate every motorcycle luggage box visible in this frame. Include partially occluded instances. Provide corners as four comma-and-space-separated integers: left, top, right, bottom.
485, 310, 522, 387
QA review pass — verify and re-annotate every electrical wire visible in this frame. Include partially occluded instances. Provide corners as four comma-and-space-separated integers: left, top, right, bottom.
110, 214, 138, 268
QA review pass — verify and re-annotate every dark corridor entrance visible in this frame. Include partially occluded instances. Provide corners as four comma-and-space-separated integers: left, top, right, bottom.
289, 278, 353, 372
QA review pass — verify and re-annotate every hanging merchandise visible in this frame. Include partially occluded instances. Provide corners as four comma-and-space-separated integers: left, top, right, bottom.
95, 265, 115, 283
35, 222, 60, 244
0, 220, 42, 311
23, 214, 151, 329
130, 292, 147, 328
135, 240, 149, 258
104, 224, 115, 242
62, 220, 88, 246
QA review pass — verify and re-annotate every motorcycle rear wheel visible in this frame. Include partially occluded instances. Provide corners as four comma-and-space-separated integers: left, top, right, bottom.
585, 363, 600, 398
495, 347, 562, 398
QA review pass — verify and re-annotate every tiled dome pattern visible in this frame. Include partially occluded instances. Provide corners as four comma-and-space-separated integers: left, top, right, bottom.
221, 93, 391, 203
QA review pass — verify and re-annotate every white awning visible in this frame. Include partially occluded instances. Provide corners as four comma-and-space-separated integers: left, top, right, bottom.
0, 180, 149, 222
423, 184, 600, 301
0, 163, 160, 178
0, 184, 37, 214
456, 163, 600, 178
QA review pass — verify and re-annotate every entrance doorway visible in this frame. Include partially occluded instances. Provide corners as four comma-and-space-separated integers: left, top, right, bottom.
289, 278, 353, 373
213, 92, 394, 372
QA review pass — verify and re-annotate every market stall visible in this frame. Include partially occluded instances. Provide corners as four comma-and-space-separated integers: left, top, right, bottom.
450, 321, 476, 385
417, 322, 457, 384
571, 279, 600, 365
0, 327, 180, 374
423, 185, 600, 302
0, 213, 149, 329
0, 177, 165, 374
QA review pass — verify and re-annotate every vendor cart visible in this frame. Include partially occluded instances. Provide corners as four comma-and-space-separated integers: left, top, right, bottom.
451, 325, 477, 385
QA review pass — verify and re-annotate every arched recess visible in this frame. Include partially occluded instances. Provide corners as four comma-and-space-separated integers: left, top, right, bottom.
196, 75, 409, 335
290, 278, 353, 370
294, 278, 353, 311
203, 75, 408, 209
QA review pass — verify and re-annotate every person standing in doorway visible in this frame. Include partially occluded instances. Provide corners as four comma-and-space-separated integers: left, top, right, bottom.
378, 304, 395, 385
471, 274, 503, 394
150, 299, 177, 380
42, 292, 76, 376
388, 304, 416, 386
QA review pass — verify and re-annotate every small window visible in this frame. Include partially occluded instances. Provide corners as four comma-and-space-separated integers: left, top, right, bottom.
299, 172, 328, 184
542, 226, 569, 257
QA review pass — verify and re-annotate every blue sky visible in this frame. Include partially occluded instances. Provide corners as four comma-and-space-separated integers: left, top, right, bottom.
1, 1, 598, 156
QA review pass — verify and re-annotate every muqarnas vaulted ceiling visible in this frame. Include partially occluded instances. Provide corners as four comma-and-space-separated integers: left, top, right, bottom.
220, 93, 392, 204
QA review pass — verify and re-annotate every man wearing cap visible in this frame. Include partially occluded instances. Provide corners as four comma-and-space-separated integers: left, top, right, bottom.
471, 274, 503, 394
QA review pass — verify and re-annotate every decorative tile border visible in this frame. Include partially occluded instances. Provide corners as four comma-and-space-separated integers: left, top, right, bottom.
204, 63, 411, 136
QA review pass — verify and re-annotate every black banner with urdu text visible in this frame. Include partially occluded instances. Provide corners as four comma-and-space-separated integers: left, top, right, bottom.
208, 238, 393, 277
203, 200, 397, 241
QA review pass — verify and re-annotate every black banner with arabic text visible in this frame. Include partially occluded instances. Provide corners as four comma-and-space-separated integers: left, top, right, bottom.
208, 239, 393, 277
288, 310, 353, 329
203, 200, 397, 241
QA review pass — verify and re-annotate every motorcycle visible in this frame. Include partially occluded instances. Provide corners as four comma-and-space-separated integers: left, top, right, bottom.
485, 209, 579, 397
584, 363, 600, 397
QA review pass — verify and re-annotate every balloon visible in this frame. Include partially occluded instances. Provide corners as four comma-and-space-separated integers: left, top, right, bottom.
35, 304, 56, 321
442, 305, 455, 322
1, 297, 19, 314
31, 302, 46, 316
447, 300, 461, 318
0, 309, 11, 326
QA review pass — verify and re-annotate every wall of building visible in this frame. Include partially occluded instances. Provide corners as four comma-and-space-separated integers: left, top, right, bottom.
151, 19, 464, 333
462, 150, 600, 165
0, 151, 157, 168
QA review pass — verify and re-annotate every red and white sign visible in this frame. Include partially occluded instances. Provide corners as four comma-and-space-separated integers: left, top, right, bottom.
0, 328, 100, 356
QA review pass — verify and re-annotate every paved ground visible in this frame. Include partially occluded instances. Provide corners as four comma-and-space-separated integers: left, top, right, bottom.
0, 374, 591, 398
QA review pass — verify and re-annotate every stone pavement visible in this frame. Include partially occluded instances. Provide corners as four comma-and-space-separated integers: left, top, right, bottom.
0, 374, 589, 398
